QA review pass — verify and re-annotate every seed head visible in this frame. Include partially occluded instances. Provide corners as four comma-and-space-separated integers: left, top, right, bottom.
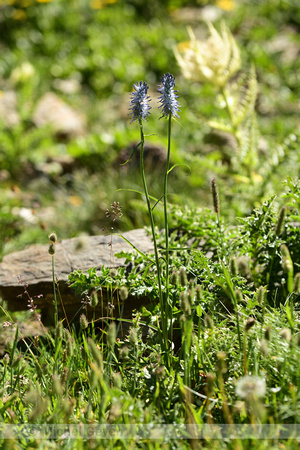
64, 329, 74, 358
235, 375, 266, 400
211, 178, 219, 214
204, 314, 214, 329
3, 353, 10, 366
279, 327, 292, 342
157, 73, 180, 119
230, 256, 238, 276
88, 338, 103, 369
55, 321, 63, 340
245, 317, 255, 332
52, 374, 63, 397
48, 232, 58, 243
293, 273, 300, 293
275, 206, 286, 237
180, 291, 191, 316
79, 314, 88, 330
170, 270, 179, 286
206, 372, 216, 396
129, 328, 138, 346
120, 346, 129, 359
107, 322, 116, 346
48, 243, 55, 255
111, 372, 122, 389
280, 244, 293, 274
129, 81, 151, 122
216, 351, 227, 374
119, 286, 129, 301
235, 289, 243, 303
195, 285, 203, 302
264, 326, 271, 341
180, 266, 188, 287
259, 339, 269, 357
256, 286, 266, 305
90, 291, 99, 308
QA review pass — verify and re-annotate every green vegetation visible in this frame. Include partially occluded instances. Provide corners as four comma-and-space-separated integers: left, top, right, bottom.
0, 0, 299, 448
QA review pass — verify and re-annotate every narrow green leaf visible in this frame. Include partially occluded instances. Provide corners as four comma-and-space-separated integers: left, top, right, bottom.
120, 141, 141, 166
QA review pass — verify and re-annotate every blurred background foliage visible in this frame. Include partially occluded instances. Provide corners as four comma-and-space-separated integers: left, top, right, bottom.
0, 0, 299, 257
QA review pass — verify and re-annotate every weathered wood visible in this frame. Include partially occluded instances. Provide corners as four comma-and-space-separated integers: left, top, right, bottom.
0, 229, 153, 323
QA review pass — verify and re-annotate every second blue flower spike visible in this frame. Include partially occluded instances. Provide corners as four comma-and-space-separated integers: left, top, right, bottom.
158, 73, 180, 119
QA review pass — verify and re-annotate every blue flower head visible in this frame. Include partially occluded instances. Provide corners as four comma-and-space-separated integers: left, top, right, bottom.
129, 81, 151, 123
157, 73, 180, 119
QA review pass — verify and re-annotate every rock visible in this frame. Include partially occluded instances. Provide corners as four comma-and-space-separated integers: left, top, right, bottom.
33, 92, 86, 139
0, 318, 46, 356
170, 6, 222, 24
0, 91, 20, 127
52, 78, 81, 94
0, 229, 153, 324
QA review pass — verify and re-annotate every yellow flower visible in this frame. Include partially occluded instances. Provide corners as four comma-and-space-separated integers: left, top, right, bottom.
175, 22, 241, 88
216, 0, 236, 11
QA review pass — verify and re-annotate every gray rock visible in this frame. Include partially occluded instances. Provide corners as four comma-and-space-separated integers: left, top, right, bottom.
0, 229, 153, 324
33, 92, 86, 138
0, 91, 20, 127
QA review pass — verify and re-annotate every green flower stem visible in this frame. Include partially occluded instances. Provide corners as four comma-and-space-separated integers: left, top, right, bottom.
52, 255, 58, 330
220, 87, 242, 150
52, 254, 59, 374
139, 120, 168, 357
220, 87, 253, 182
164, 114, 171, 340
243, 332, 248, 375
220, 87, 234, 125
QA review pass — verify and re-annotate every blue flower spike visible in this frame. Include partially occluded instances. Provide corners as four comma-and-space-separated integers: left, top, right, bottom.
158, 73, 180, 119
129, 81, 151, 123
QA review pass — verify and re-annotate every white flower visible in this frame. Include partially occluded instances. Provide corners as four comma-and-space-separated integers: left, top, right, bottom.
11, 62, 35, 84
175, 22, 241, 88
235, 375, 266, 400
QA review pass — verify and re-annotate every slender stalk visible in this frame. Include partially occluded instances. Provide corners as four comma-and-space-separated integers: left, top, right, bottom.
232, 294, 243, 364
235, 305, 243, 358
164, 114, 171, 340
139, 120, 168, 358
221, 86, 253, 182
52, 254, 59, 373
52, 255, 58, 330
243, 332, 248, 375
220, 86, 234, 125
